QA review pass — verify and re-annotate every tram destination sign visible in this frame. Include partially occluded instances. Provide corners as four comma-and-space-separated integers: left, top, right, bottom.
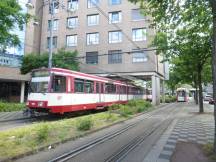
32, 71, 49, 77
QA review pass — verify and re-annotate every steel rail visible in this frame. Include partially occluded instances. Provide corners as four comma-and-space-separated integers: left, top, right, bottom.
48, 103, 178, 162
105, 107, 180, 162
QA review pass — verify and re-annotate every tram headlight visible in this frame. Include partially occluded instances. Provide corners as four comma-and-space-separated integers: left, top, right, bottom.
38, 102, 44, 107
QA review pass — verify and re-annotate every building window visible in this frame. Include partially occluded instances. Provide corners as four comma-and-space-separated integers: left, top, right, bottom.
87, 14, 99, 26
86, 52, 98, 64
109, 11, 122, 24
131, 9, 145, 21
109, 31, 122, 43
86, 33, 99, 45
67, 17, 78, 28
132, 28, 147, 41
49, 1, 59, 14
108, 50, 122, 64
66, 35, 77, 47
75, 78, 84, 92
68, 0, 78, 10
47, 36, 57, 48
88, 0, 99, 8
48, 19, 58, 31
109, 0, 121, 5
132, 50, 148, 63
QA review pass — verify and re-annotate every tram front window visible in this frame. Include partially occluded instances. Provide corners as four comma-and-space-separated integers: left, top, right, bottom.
30, 82, 49, 93
178, 91, 185, 97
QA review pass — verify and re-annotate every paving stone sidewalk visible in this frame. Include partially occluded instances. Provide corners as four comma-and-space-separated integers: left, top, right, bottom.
143, 103, 214, 162
0, 111, 29, 122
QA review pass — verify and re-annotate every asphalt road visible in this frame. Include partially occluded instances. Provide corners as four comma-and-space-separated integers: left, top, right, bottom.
15, 103, 183, 162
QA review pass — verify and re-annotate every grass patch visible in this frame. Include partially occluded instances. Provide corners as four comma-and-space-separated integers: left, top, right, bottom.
203, 143, 216, 161
0, 99, 152, 161
0, 101, 25, 112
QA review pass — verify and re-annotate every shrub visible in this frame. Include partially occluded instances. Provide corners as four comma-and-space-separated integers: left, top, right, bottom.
164, 95, 176, 103
76, 117, 93, 131
0, 102, 25, 112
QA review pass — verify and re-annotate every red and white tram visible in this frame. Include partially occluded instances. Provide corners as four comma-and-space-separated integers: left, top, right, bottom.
27, 68, 145, 114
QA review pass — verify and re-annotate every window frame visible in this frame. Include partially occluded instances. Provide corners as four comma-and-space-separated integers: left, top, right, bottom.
109, 0, 121, 5
132, 50, 148, 63
87, 0, 99, 8
86, 32, 99, 45
87, 14, 99, 26
66, 35, 78, 47
74, 78, 85, 93
132, 28, 147, 42
131, 9, 145, 21
86, 51, 98, 64
108, 11, 122, 24
51, 75, 67, 93
67, 16, 78, 29
108, 50, 122, 64
108, 30, 122, 43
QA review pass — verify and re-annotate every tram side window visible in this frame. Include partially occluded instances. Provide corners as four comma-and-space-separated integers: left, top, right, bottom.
105, 83, 116, 94
122, 86, 126, 94
96, 83, 100, 93
101, 83, 104, 93
75, 78, 84, 93
52, 75, 66, 92
85, 80, 94, 93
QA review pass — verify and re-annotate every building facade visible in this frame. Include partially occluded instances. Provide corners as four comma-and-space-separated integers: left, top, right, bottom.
25, 0, 165, 105
0, 53, 29, 103
0, 52, 23, 67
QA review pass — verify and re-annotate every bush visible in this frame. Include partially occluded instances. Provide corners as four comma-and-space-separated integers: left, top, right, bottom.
164, 95, 176, 103
118, 100, 152, 117
0, 101, 26, 112
76, 117, 93, 131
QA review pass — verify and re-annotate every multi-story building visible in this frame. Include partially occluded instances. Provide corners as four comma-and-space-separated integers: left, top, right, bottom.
25, 0, 165, 104
0, 52, 23, 67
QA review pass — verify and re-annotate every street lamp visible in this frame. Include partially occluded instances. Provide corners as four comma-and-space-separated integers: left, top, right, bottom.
26, 0, 57, 69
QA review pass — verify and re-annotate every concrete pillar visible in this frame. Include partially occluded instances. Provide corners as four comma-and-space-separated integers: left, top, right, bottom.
20, 81, 25, 103
152, 75, 160, 105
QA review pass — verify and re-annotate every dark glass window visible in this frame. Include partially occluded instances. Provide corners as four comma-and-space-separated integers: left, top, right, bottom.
96, 83, 100, 93
52, 75, 66, 92
75, 78, 84, 92
86, 52, 98, 64
108, 50, 122, 64
120, 86, 126, 94
105, 83, 116, 93
101, 83, 104, 93
85, 80, 94, 93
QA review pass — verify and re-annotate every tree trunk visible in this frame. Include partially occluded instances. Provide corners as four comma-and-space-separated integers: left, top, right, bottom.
195, 86, 199, 105
210, 0, 216, 153
194, 79, 199, 105
197, 67, 204, 113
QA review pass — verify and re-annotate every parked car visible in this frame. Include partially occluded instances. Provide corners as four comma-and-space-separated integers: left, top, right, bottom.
204, 95, 212, 101
209, 98, 215, 105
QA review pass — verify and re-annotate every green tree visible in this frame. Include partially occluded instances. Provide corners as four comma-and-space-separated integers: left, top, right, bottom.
21, 49, 79, 74
129, 0, 216, 152
0, 0, 29, 49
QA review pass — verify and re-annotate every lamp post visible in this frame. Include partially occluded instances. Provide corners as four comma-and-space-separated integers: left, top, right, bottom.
26, 0, 57, 69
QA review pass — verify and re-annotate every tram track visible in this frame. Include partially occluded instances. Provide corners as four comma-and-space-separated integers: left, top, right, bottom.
48, 103, 179, 162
